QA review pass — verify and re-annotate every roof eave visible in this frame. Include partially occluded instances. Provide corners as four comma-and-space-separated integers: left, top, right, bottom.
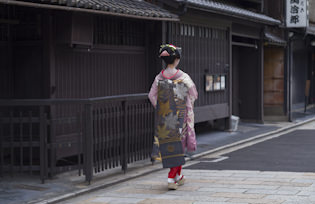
0, 0, 180, 21
187, 4, 281, 26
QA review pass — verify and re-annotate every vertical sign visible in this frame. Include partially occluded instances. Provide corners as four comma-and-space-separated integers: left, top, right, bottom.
286, 0, 309, 27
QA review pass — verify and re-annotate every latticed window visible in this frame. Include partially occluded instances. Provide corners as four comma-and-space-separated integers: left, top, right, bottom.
94, 16, 145, 46
0, 5, 10, 41
0, 24, 8, 42
12, 8, 42, 41
0, 6, 41, 41
172, 22, 228, 40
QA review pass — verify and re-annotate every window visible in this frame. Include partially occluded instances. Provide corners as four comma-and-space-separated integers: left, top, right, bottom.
94, 16, 145, 46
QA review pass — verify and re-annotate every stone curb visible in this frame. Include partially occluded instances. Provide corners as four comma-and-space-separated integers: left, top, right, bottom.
33, 117, 315, 204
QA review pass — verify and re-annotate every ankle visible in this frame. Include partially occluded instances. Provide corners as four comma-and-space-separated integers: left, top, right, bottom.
175, 174, 184, 181
168, 178, 176, 183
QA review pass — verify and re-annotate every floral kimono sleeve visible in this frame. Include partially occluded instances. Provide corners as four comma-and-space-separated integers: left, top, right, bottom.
182, 74, 198, 152
148, 75, 160, 108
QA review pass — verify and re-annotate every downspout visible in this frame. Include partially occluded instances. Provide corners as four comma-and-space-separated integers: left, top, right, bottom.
283, 0, 293, 122
286, 29, 293, 122
259, 27, 265, 123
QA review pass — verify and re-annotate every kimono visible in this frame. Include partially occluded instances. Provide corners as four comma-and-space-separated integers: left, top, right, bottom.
148, 70, 198, 168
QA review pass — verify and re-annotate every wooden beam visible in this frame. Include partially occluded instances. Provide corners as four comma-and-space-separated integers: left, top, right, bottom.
0, 19, 19, 24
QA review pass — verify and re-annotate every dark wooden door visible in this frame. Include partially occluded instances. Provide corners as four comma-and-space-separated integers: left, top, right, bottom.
232, 45, 260, 120
264, 47, 284, 115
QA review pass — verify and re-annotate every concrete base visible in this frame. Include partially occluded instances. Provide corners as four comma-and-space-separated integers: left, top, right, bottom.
264, 106, 285, 116
264, 115, 288, 122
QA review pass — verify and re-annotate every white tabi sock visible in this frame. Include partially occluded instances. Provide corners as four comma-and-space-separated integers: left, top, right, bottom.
168, 178, 176, 183
175, 174, 184, 182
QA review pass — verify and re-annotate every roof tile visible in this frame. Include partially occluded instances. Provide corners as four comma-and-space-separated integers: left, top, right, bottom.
16, 0, 178, 20
182, 0, 281, 25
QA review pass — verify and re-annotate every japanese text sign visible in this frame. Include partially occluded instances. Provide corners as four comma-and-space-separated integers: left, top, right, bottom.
286, 0, 309, 27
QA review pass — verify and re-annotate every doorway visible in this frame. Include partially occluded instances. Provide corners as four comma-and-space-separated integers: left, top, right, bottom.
232, 45, 260, 121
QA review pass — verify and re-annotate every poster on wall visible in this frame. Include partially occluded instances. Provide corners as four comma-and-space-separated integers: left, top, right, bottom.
205, 75, 213, 91
214, 75, 221, 91
286, 0, 309, 28
205, 74, 226, 92
221, 75, 226, 90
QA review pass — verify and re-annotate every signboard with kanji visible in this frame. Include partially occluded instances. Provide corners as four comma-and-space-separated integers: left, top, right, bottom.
286, 0, 309, 27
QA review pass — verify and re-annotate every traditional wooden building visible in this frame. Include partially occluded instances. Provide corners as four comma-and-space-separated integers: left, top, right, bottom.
0, 0, 290, 182
262, 0, 287, 120
157, 0, 280, 123
263, 0, 315, 121
0, 0, 178, 181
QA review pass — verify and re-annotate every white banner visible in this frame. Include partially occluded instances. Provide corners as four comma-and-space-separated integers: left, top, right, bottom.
286, 0, 309, 27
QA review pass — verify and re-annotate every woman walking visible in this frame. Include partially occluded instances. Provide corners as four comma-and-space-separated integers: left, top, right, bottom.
148, 44, 198, 190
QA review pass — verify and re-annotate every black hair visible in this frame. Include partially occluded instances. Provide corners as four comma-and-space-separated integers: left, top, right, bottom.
159, 45, 181, 65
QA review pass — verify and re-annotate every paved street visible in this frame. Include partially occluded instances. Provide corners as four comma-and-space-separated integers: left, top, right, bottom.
187, 130, 315, 172
59, 168, 315, 204
57, 122, 315, 204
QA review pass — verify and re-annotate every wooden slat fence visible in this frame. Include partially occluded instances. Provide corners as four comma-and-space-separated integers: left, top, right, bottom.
0, 94, 155, 183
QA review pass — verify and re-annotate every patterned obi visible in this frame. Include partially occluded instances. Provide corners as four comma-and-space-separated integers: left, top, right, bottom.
155, 78, 188, 168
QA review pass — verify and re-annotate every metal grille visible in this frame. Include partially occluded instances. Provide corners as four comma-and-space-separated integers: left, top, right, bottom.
94, 16, 145, 46
168, 22, 230, 107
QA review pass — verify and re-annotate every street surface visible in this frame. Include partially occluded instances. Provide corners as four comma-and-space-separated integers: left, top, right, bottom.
58, 121, 315, 204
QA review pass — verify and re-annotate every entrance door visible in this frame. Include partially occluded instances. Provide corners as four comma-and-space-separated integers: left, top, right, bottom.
264, 47, 285, 116
232, 45, 260, 120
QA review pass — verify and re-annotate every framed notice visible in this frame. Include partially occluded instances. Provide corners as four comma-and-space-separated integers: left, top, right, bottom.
286, 0, 308, 28
205, 75, 213, 91
205, 74, 226, 92
214, 75, 221, 91
221, 75, 226, 90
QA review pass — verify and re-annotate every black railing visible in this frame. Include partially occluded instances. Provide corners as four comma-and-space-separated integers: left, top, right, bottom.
0, 93, 155, 183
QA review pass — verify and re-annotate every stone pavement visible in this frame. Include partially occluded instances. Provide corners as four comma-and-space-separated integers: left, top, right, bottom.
59, 166, 315, 204
57, 121, 315, 204
1, 116, 315, 204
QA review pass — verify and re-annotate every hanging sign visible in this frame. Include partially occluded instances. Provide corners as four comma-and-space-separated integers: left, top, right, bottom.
286, 0, 309, 27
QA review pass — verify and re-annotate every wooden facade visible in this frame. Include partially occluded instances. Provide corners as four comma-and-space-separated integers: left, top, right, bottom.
0, 0, 288, 179
166, 18, 230, 123
159, 0, 274, 123
0, 6, 44, 99
0, 4, 163, 177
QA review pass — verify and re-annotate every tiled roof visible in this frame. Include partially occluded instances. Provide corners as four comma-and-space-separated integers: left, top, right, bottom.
1, 0, 178, 21
177, 0, 281, 25
264, 32, 286, 46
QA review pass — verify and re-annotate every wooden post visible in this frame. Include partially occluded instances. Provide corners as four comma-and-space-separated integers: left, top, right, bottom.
122, 100, 128, 173
305, 80, 311, 112
84, 103, 93, 184
39, 106, 47, 184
